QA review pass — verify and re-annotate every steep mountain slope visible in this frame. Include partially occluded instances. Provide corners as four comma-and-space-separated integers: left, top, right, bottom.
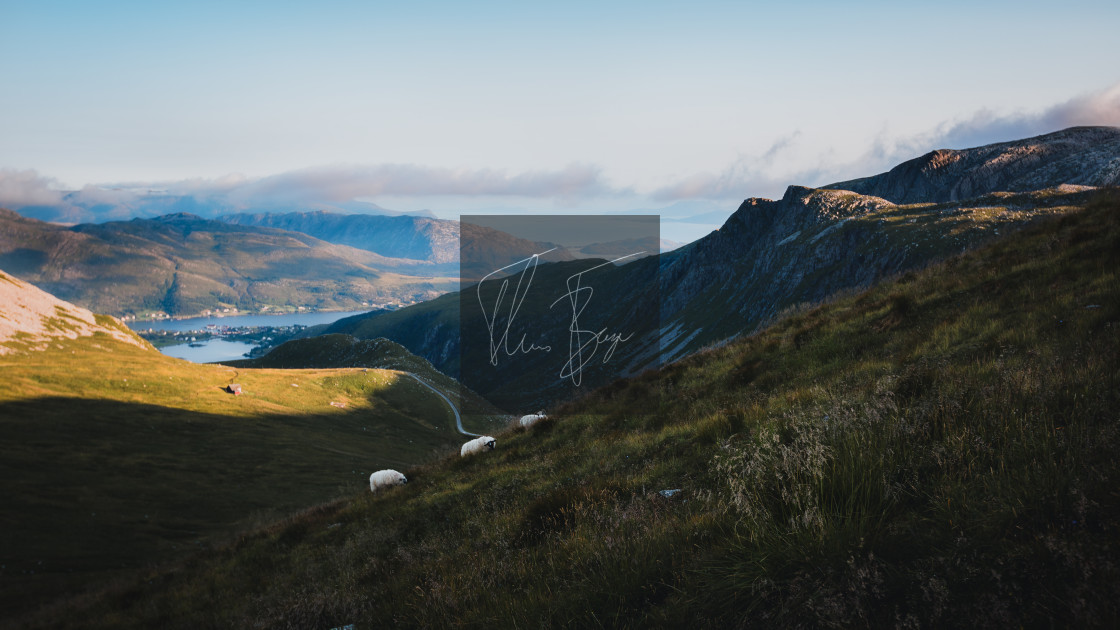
825, 126, 1120, 203
324, 250, 661, 413
324, 291, 461, 372
29, 191, 1119, 629
656, 185, 1096, 354
0, 210, 457, 317
324, 185, 1097, 410
0, 282, 478, 621
221, 210, 460, 264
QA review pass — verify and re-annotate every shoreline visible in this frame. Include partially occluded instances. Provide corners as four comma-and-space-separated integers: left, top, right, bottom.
123, 306, 383, 324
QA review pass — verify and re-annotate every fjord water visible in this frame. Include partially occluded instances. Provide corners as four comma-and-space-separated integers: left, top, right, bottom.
157, 338, 257, 363
127, 310, 369, 332
127, 310, 369, 362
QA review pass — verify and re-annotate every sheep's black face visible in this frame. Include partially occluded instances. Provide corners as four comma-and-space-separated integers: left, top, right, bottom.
486, 440, 496, 450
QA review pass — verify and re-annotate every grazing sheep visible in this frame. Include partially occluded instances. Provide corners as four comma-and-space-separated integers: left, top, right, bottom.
519, 412, 547, 428
369, 469, 407, 492
460, 435, 497, 457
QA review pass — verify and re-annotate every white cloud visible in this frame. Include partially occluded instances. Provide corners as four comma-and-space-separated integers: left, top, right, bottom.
214, 163, 621, 204
0, 169, 64, 208
825, 82, 1120, 184
654, 82, 1120, 200
928, 82, 1120, 150
651, 133, 818, 201
0, 163, 628, 222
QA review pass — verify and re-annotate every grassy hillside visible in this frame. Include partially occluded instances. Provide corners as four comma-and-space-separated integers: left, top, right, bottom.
18, 193, 1118, 627
0, 332, 480, 622
226, 334, 510, 433
325, 291, 461, 372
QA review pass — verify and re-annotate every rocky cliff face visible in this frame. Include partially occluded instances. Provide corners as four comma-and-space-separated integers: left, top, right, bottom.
825, 126, 1120, 203
652, 185, 1098, 361
659, 187, 894, 319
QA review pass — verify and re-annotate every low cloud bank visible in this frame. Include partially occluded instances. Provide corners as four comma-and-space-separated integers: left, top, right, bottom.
0, 163, 622, 223
653, 82, 1120, 201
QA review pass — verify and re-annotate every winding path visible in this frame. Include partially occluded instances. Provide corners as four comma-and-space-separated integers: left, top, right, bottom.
405, 373, 481, 437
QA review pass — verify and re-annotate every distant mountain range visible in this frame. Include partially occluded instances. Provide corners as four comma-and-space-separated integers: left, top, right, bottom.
13, 191, 432, 225
313, 127, 1120, 411
221, 211, 461, 263
0, 210, 457, 317
221, 211, 675, 267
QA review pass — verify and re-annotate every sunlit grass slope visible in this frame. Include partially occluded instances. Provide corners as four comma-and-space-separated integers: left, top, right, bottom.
0, 335, 469, 622
226, 334, 510, 433
18, 193, 1120, 628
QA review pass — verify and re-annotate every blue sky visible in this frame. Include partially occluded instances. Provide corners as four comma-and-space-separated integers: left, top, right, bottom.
2, 0, 1119, 226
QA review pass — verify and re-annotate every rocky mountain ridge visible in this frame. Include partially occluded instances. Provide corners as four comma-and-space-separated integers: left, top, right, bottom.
825, 126, 1120, 203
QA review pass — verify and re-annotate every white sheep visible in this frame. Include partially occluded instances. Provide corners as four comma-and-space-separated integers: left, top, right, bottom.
460, 435, 497, 457
369, 469, 407, 492
519, 411, 547, 428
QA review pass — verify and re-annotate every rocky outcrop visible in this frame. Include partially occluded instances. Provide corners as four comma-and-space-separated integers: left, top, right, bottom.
660, 186, 894, 317
0, 268, 147, 354
825, 126, 1120, 204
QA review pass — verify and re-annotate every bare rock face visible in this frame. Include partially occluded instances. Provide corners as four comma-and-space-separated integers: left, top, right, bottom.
0, 268, 147, 354
659, 185, 894, 318
825, 126, 1120, 204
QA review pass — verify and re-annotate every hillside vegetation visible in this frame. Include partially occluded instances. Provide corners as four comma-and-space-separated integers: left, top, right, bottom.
0, 329, 483, 621
21, 193, 1119, 628
226, 334, 511, 428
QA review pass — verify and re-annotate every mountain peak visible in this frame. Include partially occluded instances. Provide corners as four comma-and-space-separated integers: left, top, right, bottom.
147, 212, 206, 224
825, 125, 1120, 204
725, 186, 893, 239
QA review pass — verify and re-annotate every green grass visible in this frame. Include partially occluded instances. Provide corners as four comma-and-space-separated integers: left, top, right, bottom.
0, 335, 478, 621
226, 334, 510, 432
7, 192, 1120, 628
